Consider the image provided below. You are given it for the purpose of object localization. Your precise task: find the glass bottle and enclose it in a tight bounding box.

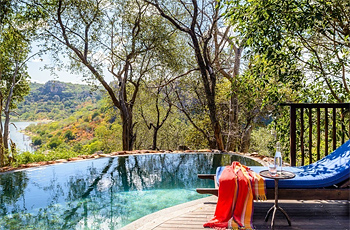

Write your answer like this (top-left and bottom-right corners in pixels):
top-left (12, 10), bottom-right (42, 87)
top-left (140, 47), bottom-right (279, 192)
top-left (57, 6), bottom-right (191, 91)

top-left (274, 142), bottom-right (282, 174)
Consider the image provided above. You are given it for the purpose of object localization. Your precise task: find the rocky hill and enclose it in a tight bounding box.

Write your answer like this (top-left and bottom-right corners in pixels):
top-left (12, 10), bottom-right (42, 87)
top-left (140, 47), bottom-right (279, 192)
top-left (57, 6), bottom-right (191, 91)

top-left (13, 80), bottom-right (103, 121)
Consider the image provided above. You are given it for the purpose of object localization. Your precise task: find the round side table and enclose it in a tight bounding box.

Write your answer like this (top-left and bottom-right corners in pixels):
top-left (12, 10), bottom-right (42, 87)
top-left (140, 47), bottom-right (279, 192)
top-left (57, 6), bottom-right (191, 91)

top-left (259, 170), bottom-right (295, 230)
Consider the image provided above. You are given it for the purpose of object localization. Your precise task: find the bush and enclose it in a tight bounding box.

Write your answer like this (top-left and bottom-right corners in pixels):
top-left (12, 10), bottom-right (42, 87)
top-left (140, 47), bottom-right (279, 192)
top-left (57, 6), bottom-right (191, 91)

top-left (48, 138), bottom-right (62, 149)
top-left (72, 143), bottom-right (83, 152)
top-left (13, 149), bottom-right (82, 166)
top-left (83, 140), bottom-right (103, 154)
top-left (249, 127), bottom-right (275, 156)
top-left (16, 152), bottom-right (34, 164)
top-left (32, 137), bottom-right (42, 146)
top-left (91, 111), bottom-right (99, 120)
top-left (64, 130), bottom-right (75, 141)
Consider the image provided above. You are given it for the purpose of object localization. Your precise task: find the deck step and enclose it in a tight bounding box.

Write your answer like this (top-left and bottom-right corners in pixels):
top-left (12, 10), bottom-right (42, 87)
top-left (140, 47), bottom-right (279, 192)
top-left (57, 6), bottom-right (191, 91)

top-left (197, 174), bottom-right (349, 200)
top-left (196, 187), bottom-right (349, 200)
top-left (198, 174), bottom-right (215, 180)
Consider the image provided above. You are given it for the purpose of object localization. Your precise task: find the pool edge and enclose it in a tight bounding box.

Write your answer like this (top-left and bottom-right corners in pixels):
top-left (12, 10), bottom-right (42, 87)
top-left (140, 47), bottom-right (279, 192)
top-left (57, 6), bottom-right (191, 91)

top-left (120, 195), bottom-right (217, 230)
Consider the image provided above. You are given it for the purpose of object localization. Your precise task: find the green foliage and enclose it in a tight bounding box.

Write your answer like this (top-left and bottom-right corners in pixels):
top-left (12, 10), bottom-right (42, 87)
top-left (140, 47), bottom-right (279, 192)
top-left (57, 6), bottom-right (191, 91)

top-left (13, 81), bottom-right (102, 121)
top-left (0, 0), bottom-right (39, 166)
top-left (249, 127), bottom-right (276, 156)
top-left (64, 130), bottom-right (75, 141)
top-left (4, 0), bottom-right (348, 169)
top-left (219, 0), bottom-right (350, 161)
top-left (47, 138), bottom-right (62, 149)
top-left (14, 149), bottom-right (81, 165)
top-left (32, 136), bottom-right (42, 146)
top-left (222, 0), bottom-right (350, 103)
top-left (24, 94), bottom-right (120, 155)
top-left (82, 139), bottom-right (103, 154)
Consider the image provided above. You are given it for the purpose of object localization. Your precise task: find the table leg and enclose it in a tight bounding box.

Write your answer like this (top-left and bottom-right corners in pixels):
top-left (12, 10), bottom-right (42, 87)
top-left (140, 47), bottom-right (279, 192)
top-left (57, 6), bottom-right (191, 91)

top-left (264, 178), bottom-right (292, 229)
top-left (271, 206), bottom-right (277, 229)
top-left (264, 206), bottom-right (274, 221)
top-left (279, 206), bottom-right (292, 226)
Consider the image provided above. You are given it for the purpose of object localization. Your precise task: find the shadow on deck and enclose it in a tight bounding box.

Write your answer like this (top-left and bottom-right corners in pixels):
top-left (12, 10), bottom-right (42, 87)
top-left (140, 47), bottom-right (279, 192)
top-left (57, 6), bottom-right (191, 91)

top-left (121, 196), bottom-right (349, 230)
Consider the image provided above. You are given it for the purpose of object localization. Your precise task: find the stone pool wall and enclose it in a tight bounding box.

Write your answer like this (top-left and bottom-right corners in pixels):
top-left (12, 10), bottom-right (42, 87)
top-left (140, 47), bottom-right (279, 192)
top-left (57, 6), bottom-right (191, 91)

top-left (0, 149), bottom-right (274, 173)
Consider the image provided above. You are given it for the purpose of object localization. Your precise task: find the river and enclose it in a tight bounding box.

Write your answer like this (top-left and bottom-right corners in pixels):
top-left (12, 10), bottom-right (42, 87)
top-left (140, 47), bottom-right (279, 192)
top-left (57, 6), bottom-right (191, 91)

top-left (7, 121), bottom-right (37, 153)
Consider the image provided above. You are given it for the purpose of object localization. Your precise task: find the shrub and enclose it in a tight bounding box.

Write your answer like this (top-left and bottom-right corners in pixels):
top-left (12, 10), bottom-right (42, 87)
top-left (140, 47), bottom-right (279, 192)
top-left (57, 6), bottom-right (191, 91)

top-left (64, 130), bottom-right (75, 141)
top-left (249, 127), bottom-right (275, 156)
top-left (83, 140), bottom-right (103, 154)
top-left (48, 138), bottom-right (62, 149)
top-left (72, 143), bottom-right (83, 152)
top-left (32, 137), bottom-right (42, 146)
top-left (16, 152), bottom-right (34, 164)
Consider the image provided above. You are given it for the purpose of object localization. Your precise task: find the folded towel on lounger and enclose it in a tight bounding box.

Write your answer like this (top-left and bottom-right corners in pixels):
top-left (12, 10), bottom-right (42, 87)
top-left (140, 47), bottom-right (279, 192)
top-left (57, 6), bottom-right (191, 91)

top-left (204, 161), bottom-right (266, 230)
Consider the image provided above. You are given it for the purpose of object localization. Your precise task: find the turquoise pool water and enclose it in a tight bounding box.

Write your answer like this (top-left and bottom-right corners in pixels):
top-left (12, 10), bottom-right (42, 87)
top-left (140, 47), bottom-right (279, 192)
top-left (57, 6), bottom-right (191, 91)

top-left (0, 153), bottom-right (261, 229)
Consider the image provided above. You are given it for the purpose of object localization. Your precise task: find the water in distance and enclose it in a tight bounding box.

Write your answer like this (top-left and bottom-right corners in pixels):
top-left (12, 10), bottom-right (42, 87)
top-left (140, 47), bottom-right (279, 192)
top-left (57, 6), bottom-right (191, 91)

top-left (6, 121), bottom-right (36, 153)
top-left (0, 152), bottom-right (260, 229)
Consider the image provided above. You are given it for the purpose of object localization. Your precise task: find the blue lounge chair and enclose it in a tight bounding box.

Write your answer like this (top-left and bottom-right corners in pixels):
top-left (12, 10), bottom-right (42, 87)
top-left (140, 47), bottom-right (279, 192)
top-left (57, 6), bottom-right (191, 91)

top-left (197, 140), bottom-right (350, 200)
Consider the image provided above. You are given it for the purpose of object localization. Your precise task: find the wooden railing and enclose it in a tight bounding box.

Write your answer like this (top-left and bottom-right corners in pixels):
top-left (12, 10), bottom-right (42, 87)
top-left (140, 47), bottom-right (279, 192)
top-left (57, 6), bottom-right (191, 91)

top-left (281, 103), bottom-right (350, 166)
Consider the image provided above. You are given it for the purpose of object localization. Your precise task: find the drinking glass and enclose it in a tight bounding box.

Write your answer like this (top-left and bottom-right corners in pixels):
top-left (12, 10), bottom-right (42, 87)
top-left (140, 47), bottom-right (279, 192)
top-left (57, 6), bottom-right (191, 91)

top-left (269, 164), bottom-right (277, 176)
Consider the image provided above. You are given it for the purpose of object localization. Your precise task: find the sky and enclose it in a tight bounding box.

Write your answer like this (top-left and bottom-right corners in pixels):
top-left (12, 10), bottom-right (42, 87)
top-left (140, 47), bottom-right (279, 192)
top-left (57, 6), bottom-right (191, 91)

top-left (27, 49), bottom-right (114, 85)
top-left (26, 43), bottom-right (110, 84)
top-left (27, 54), bottom-right (84, 84)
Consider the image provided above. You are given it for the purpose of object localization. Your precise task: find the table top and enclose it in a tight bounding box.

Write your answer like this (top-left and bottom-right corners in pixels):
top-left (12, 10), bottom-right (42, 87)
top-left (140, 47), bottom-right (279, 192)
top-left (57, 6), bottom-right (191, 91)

top-left (259, 170), bottom-right (296, 180)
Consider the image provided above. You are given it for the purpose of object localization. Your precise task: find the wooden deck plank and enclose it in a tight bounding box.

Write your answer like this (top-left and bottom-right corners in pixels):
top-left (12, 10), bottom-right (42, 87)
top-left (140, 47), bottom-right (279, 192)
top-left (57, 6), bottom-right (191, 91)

top-left (121, 196), bottom-right (350, 230)
top-left (154, 199), bottom-right (349, 230)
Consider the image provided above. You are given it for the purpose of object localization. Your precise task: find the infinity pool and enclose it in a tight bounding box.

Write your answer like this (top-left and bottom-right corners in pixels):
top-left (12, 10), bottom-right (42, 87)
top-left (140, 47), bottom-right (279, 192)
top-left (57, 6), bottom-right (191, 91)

top-left (0, 153), bottom-right (261, 229)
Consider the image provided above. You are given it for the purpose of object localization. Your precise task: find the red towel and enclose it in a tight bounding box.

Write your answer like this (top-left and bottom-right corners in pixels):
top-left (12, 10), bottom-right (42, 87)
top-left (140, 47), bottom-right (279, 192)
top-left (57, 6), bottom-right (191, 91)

top-left (204, 161), bottom-right (266, 229)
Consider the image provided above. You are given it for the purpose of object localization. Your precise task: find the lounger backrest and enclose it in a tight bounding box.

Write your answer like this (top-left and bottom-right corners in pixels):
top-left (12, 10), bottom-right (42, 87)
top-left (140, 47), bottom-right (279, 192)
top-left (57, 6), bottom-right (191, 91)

top-left (302, 139), bottom-right (350, 171)
top-left (296, 139), bottom-right (350, 186)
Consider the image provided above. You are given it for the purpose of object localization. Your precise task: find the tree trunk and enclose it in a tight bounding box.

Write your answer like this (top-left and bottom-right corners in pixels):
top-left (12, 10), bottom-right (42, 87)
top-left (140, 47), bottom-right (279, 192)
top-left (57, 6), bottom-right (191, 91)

top-left (240, 125), bottom-right (253, 153)
top-left (226, 94), bottom-right (239, 151)
top-left (0, 71), bottom-right (17, 166)
top-left (0, 136), bottom-right (4, 167)
top-left (147, 0), bottom-right (224, 151)
top-left (152, 128), bottom-right (158, 150)
top-left (206, 89), bottom-right (224, 150)
top-left (0, 98), bottom-right (3, 166)
top-left (3, 112), bottom-right (10, 151)
top-left (191, 34), bottom-right (224, 151)
top-left (213, 121), bottom-right (224, 150)
top-left (208, 139), bottom-right (216, 149)
top-left (121, 107), bottom-right (134, 151)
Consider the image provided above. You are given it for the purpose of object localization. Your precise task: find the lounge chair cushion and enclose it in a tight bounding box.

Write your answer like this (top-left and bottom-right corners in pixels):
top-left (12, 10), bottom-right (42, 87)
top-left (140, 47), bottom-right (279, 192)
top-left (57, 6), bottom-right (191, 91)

top-left (216, 140), bottom-right (350, 189)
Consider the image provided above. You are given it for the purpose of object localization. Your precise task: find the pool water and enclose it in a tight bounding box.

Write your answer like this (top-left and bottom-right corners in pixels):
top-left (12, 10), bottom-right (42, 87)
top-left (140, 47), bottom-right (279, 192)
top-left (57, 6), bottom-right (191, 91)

top-left (0, 153), bottom-right (261, 229)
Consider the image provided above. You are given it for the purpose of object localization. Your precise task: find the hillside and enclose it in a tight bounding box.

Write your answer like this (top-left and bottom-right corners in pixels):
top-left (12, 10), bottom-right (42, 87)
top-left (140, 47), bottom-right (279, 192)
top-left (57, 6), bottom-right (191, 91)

top-left (13, 81), bottom-right (103, 121)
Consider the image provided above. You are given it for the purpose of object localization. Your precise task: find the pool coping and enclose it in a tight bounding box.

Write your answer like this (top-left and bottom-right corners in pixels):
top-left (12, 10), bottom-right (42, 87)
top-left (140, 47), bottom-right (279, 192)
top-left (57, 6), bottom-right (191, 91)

top-left (0, 151), bottom-right (271, 173)
top-left (120, 195), bottom-right (217, 230)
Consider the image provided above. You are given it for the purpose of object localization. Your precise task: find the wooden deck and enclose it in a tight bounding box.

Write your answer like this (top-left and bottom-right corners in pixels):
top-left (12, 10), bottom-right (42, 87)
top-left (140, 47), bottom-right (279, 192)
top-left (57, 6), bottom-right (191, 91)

top-left (121, 196), bottom-right (350, 230)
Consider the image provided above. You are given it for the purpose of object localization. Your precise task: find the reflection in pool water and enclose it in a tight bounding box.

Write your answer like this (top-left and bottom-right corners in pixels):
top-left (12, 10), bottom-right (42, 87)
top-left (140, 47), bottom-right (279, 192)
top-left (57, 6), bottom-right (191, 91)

top-left (0, 153), bottom-right (261, 229)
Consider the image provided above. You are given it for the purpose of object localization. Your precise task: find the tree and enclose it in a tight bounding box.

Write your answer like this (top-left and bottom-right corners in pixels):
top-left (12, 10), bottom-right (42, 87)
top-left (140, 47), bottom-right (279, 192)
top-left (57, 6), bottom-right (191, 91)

top-left (145, 0), bottom-right (225, 150)
top-left (40, 0), bottom-right (180, 150)
top-left (222, 0), bottom-right (350, 103)
top-left (0, 0), bottom-right (34, 166)
top-left (140, 83), bottom-right (172, 150)
top-left (172, 74), bottom-right (216, 149)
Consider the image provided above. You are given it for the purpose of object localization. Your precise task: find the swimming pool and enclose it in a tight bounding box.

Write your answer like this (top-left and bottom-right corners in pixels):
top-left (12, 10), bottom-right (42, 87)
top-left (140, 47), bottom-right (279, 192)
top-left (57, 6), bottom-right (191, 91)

top-left (0, 153), bottom-right (261, 229)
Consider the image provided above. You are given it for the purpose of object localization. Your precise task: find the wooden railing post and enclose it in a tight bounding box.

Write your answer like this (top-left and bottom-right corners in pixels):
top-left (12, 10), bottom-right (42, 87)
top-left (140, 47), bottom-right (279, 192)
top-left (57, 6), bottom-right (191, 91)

top-left (325, 108), bottom-right (328, 156)
top-left (341, 107), bottom-right (345, 144)
top-left (333, 108), bottom-right (337, 151)
top-left (281, 103), bottom-right (349, 166)
top-left (308, 108), bottom-right (313, 164)
top-left (300, 108), bottom-right (304, 166)
top-left (290, 105), bottom-right (297, 166)
top-left (316, 108), bottom-right (321, 161)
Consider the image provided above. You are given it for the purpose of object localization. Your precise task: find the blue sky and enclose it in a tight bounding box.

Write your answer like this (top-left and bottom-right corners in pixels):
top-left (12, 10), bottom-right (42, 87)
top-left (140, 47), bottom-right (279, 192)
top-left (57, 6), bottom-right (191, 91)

top-left (27, 45), bottom-right (113, 84)
top-left (27, 56), bottom-right (83, 84)
top-left (27, 42), bottom-right (88, 84)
